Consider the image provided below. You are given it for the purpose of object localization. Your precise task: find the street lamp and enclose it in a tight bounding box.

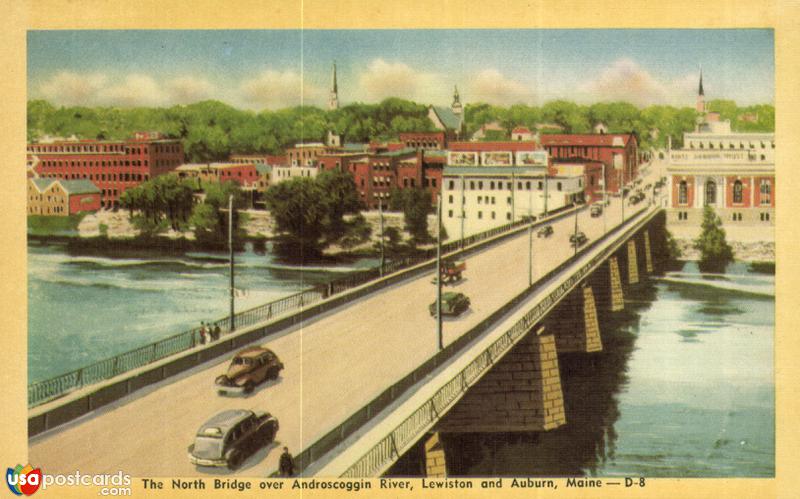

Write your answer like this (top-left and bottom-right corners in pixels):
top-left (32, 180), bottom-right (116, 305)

top-left (601, 163), bottom-right (607, 235)
top-left (436, 193), bottom-right (443, 351)
top-left (573, 197), bottom-right (579, 256)
top-left (228, 194), bottom-right (235, 332)
top-left (378, 200), bottom-right (385, 277)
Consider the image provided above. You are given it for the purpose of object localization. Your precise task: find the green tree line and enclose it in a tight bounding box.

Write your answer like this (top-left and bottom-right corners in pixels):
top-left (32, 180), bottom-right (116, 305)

top-left (28, 97), bottom-right (774, 162)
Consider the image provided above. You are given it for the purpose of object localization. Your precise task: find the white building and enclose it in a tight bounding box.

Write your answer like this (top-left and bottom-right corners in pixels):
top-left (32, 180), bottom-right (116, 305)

top-left (271, 164), bottom-right (319, 184)
top-left (441, 165), bottom-right (583, 239)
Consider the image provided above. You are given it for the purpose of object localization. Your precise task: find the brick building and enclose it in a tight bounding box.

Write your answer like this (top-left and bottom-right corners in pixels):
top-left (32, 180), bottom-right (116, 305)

top-left (28, 133), bottom-right (184, 208)
top-left (539, 133), bottom-right (639, 193)
top-left (27, 178), bottom-right (101, 216)
top-left (399, 132), bottom-right (447, 150)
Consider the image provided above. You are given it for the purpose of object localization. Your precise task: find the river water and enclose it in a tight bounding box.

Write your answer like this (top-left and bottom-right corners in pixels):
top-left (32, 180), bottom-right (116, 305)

top-left (389, 261), bottom-right (774, 478)
top-left (29, 244), bottom-right (774, 477)
top-left (27, 241), bottom-right (376, 383)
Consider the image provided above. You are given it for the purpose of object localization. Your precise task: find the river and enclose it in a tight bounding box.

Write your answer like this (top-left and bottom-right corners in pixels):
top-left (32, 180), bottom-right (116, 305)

top-left (389, 261), bottom-right (774, 478)
top-left (27, 241), bottom-right (377, 383)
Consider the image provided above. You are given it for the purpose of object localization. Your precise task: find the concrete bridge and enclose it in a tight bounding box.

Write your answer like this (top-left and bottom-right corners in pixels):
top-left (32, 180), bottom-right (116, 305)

top-left (29, 173), bottom-right (668, 478)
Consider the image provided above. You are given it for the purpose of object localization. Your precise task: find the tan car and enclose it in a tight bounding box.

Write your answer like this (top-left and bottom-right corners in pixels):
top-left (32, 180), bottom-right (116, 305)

top-left (215, 346), bottom-right (284, 395)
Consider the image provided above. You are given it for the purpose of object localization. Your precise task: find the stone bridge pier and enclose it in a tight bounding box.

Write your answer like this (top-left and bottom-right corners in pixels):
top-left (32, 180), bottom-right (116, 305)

top-left (419, 226), bottom-right (662, 477)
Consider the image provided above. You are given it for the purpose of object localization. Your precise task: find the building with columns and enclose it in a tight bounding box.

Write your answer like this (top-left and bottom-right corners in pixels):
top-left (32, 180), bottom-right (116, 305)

top-left (667, 72), bottom-right (774, 227)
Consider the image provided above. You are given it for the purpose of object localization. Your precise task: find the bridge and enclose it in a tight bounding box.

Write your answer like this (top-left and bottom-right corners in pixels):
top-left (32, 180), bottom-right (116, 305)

top-left (29, 168), bottom-right (667, 478)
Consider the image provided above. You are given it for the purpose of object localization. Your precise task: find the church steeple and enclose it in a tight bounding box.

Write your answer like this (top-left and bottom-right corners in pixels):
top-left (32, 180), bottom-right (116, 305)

top-left (696, 66), bottom-right (705, 114)
top-left (329, 62), bottom-right (339, 111)
top-left (451, 85), bottom-right (462, 116)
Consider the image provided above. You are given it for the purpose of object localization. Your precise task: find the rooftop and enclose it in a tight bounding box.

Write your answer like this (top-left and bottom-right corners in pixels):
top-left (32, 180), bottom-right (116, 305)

top-left (539, 133), bottom-right (633, 147)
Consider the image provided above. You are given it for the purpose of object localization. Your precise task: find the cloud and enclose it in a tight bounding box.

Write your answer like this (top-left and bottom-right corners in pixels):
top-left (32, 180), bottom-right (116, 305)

top-left (239, 69), bottom-right (323, 109)
top-left (97, 74), bottom-right (167, 107)
top-left (578, 58), bottom-right (696, 107)
top-left (38, 71), bottom-right (108, 106)
top-left (468, 69), bottom-right (535, 105)
top-left (166, 76), bottom-right (216, 104)
top-left (357, 59), bottom-right (447, 103)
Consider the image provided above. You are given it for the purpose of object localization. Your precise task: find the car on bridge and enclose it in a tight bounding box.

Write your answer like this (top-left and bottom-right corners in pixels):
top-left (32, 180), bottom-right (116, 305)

top-left (188, 409), bottom-right (279, 470)
top-left (590, 204), bottom-right (603, 217)
top-left (570, 231), bottom-right (588, 248)
top-left (537, 225), bottom-right (554, 238)
top-left (429, 292), bottom-right (470, 317)
top-left (215, 346), bottom-right (284, 395)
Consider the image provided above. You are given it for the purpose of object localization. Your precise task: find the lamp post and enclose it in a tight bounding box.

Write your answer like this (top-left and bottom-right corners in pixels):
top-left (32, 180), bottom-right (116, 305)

top-left (378, 200), bottom-right (385, 277)
top-left (573, 197), bottom-right (579, 256)
top-left (436, 193), bottom-right (443, 351)
top-left (620, 169), bottom-right (625, 225)
top-left (528, 176), bottom-right (533, 287)
top-left (228, 194), bottom-right (235, 332)
top-left (600, 163), bottom-right (606, 235)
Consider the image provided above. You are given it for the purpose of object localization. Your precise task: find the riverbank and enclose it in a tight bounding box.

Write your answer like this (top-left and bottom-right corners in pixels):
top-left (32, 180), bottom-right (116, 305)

top-left (669, 224), bottom-right (774, 263)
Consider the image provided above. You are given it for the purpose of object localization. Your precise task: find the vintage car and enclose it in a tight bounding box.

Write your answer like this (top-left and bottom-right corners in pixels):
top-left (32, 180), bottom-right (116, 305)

top-left (429, 292), bottom-right (470, 317)
top-left (188, 409), bottom-right (279, 469)
top-left (439, 260), bottom-right (466, 284)
top-left (590, 204), bottom-right (603, 217)
top-left (215, 346), bottom-right (284, 395)
top-left (570, 231), bottom-right (588, 247)
top-left (537, 225), bottom-right (554, 238)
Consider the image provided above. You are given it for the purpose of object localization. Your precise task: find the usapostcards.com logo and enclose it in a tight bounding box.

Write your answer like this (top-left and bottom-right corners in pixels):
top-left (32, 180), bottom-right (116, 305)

top-left (6, 465), bottom-right (41, 496)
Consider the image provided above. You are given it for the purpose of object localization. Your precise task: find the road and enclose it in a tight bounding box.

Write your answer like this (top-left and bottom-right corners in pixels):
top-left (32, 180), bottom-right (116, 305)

top-left (30, 165), bottom-right (659, 477)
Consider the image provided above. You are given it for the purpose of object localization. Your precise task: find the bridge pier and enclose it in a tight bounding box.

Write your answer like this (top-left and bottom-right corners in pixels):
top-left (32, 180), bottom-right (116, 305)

top-left (644, 230), bottom-right (654, 274)
top-left (424, 432), bottom-right (447, 477)
top-left (608, 256), bottom-right (624, 312)
top-left (549, 285), bottom-right (602, 353)
top-left (437, 332), bottom-right (566, 433)
top-left (626, 240), bottom-right (639, 284)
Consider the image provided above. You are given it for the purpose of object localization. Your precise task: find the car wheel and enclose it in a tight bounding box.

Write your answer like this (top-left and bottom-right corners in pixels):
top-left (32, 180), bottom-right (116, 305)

top-left (227, 452), bottom-right (242, 470)
top-left (269, 367), bottom-right (279, 380)
top-left (244, 381), bottom-right (255, 394)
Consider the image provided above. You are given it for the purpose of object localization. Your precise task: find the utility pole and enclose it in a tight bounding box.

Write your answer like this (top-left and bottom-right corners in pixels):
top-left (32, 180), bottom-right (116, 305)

top-left (602, 162), bottom-right (607, 235)
top-left (620, 169), bottom-right (625, 224)
top-left (528, 176), bottom-right (533, 287)
top-left (436, 193), bottom-right (443, 351)
top-left (543, 170), bottom-right (549, 217)
top-left (228, 194), bottom-right (235, 332)
top-left (573, 199), bottom-right (579, 256)
top-left (378, 200), bottom-right (385, 277)
top-left (460, 175), bottom-right (465, 248)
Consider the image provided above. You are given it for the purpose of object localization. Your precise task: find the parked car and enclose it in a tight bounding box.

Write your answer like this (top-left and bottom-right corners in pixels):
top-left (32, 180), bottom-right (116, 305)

top-left (570, 231), bottom-right (588, 247)
top-left (590, 204), bottom-right (603, 217)
top-left (188, 409), bottom-right (279, 469)
top-left (429, 292), bottom-right (470, 317)
top-left (537, 225), bottom-right (554, 238)
top-left (215, 346), bottom-right (284, 395)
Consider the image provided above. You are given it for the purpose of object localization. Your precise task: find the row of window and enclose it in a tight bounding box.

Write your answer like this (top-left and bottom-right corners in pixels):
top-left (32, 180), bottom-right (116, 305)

top-left (42, 173), bottom-right (148, 183)
top-left (675, 210), bottom-right (771, 222)
top-left (42, 159), bottom-right (148, 168)
top-left (447, 209), bottom-right (512, 221)
top-left (677, 179), bottom-right (772, 205)
top-left (688, 141), bottom-right (773, 150)
top-left (446, 179), bottom-right (564, 192)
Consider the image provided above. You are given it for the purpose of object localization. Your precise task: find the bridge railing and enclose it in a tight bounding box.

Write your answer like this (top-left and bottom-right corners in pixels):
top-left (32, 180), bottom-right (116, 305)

top-left (27, 205), bottom-right (575, 409)
top-left (293, 205), bottom-right (654, 477)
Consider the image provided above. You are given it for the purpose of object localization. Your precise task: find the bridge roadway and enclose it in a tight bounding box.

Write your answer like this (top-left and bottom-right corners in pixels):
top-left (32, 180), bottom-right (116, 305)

top-left (29, 183), bottom-right (653, 477)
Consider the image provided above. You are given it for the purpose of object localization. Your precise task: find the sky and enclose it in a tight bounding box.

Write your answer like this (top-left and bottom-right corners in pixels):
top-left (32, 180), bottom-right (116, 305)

top-left (27, 29), bottom-right (774, 110)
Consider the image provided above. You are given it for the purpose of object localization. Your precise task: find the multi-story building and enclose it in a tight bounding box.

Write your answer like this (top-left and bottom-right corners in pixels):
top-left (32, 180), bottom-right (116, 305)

top-left (440, 147), bottom-right (584, 238)
top-left (175, 162), bottom-right (260, 188)
top-left (667, 73), bottom-right (774, 227)
top-left (286, 143), bottom-right (338, 167)
top-left (399, 132), bottom-right (447, 150)
top-left (539, 133), bottom-right (639, 193)
top-left (28, 133), bottom-right (184, 208)
top-left (27, 178), bottom-right (101, 216)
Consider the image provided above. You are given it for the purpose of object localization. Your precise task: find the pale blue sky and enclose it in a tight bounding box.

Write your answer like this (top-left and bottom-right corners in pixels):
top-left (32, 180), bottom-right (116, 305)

top-left (28, 29), bottom-right (774, 110)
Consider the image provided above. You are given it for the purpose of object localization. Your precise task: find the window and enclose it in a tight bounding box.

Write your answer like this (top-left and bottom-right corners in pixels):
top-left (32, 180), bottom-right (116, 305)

top-left (506, 212), bottom-right (511, 220)
top-left (705, 180), bottom-right (716, 206)
top-left (678, 180), bottom-right (688, 205)
top-left (448, 195), bottom-right (453, 203)
top-left (557, 182), bottom-right (562, 191)
top-left (479, 181), bottom-right (483, 189)
top-left (478, 211), bottom-right (483, 219)
top-left (470, 181), bottom-right (475, 190)
top-left (761, 212), bottom-right (770, 221)
top-left (432, 179), bottom-right (437, 188)
top-left (491, 212), bottom-right (496, 219)
top-left (760, 179), bottom-right (771, 205)
top-left (448, 210), bottom-right (453, 218)
top-left (538, 181), bottom-right (543, 190)
top-left (449, 180), bottom-right (455, 190)
top-left (507, 197), bottom-right (512, 205)
top-left (733, 180), bottom-right (743, 204)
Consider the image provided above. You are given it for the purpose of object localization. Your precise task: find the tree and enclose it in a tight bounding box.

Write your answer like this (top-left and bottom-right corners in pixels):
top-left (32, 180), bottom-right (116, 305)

top-left (190, 181), bottom-right (246, 248)
top-left (693, 206), bottom-right (734, 271)
top-left (119, 175), bottom-right (196, 233)
top-left (398, 188), bottom-right (433, 244)
top-left (264, 171), bottom-right (362, 260)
